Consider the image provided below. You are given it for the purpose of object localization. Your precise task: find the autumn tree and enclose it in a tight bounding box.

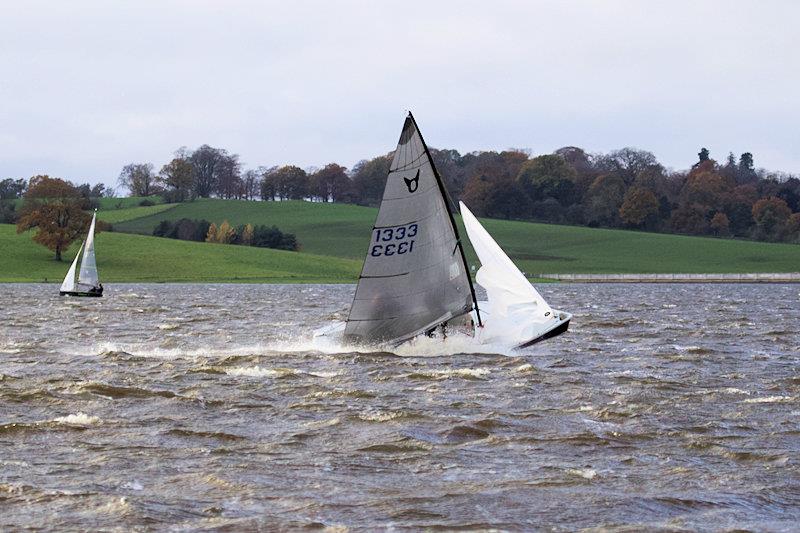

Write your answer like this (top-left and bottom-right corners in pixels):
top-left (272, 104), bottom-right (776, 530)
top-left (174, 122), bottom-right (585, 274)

top-left (16, 176), bottom-right (93, 261)
top-left (619, 187), bottom-right (659, 228)
top-left (206, 223), bottom-right (218, 242)
top-left (786, 213), bottom-right (800, 243)
top-left (159, 149), bottom-right (194, 202)
top-left (670, 203), bottom-right (711, 235)
top-left (460, 175), bottom-right (493, 216)
top-left (213, 220), bottom-right (236, 243)
top-left (584, 174), bottom-right (626, 226)
top-left (751, 196), bottom-right (791, 240)
top-left (351, 155), bottom-right (391, 206)
top-left (311, 164), bottom-right (350, 202)
top-left (516, 154), bottom-right (577, 205)
top-left (118, 163), bottom-right (160, 197)
top-left (710, 212), bottom-right (731, 236)
top-left (240, 223), bottom-right (254, 245)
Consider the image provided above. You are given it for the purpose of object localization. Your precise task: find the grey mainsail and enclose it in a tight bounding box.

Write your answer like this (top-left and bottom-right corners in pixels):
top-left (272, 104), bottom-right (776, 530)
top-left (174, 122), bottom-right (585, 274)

top-left (344, 113), bottom-right (479, 344)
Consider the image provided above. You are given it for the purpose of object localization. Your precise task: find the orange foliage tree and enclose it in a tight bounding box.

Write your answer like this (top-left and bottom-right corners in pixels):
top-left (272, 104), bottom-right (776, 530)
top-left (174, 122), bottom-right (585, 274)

top-left (752, 196), bottom-right (791, 240)
top-left (619, 187), bottom-right (659, 228)
top-left (16, 176), bottom-right (93, 261)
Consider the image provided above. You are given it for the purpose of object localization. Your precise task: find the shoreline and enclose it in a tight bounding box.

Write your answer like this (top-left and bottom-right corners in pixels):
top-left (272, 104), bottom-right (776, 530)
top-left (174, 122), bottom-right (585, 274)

top-left (2, 273), bottom-right (800, 284)
top-left (534, 273), bottom-right (800, 283)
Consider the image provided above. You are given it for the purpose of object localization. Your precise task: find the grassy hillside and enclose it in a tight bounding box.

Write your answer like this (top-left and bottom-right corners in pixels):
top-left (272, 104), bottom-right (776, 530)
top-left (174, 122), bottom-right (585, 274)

top-left (0, 224), bottom-right (360, 283)
top-left (113, 198), bottom-right (800, 274)
top-left (97, 196), bottom-right (165, 209)
top-left (97, 203), bottom-right (177, 224)
top-left (115, 199), bottom-right (376, 259)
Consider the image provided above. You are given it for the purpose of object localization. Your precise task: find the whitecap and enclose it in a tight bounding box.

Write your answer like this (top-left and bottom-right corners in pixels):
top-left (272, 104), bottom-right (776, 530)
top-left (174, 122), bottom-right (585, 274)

top-left (53, 413), bottom-right (102, 426)
top-left (743, 396), bottom-right (794, 404)
top-left (567, 468), bottom-right (597, 480)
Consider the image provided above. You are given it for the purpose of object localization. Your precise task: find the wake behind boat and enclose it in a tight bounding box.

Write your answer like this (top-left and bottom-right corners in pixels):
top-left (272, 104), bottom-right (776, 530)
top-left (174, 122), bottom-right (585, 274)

top-left (316, 113), bottom-right (570, 349)
top-left (60, 210), bottom-right (103, 297)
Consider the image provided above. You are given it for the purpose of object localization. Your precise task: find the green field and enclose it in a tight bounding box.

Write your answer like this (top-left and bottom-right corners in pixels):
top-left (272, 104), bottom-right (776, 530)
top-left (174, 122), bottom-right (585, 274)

top-left (113, 198), bottom-right (800, 274)
top-left (0, 224), bottom-right (360, 283)
top-left (97, 203), bottom-right (177, 224)
top-left (115, 199), bottom-right (377, 259)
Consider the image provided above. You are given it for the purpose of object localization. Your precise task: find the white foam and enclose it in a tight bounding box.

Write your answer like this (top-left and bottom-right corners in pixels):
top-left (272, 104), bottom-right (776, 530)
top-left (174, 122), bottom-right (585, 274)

top-left (567, 468), bottom-right (597, 480)
top-left (743, 395), bottom-right (794, 404)
top-left (358, 411), bottom-right (403, 422)
top-left (53, 413), bottom-right (101, 426)
top-left (75, 326), bottom-right (516, 361)
top-left (415, 367), bottom-right (491, 379)
top-left (225, 366), bottom-right (285, 378)
top-left (225, 366), bottom-right (341, 378)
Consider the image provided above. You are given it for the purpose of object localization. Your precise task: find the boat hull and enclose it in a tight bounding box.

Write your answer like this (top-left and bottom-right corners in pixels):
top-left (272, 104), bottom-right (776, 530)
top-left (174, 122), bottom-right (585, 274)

top-left (515, 314), bottom-right (571, 349)
top-left (60, 290), bottom-right (103, 298)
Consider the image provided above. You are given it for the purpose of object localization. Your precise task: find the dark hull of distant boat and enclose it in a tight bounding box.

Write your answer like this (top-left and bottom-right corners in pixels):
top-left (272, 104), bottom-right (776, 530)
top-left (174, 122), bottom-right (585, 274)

top-left (516, 316), bottom-right (571, 349)
top-left (60, 290), bottom-right (103, 298)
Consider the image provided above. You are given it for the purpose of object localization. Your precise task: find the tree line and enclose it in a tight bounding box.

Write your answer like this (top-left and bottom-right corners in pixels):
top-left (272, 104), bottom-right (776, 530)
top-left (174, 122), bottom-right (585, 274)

top-left (110, 143), bottom-right (800, 244)
top-left (5, 143), bottom-right (800, 245)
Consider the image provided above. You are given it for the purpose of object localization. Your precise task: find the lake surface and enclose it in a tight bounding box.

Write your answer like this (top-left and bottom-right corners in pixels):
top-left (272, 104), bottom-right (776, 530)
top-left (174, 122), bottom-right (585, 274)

top-left (1, 283), bottom-right (799, 531)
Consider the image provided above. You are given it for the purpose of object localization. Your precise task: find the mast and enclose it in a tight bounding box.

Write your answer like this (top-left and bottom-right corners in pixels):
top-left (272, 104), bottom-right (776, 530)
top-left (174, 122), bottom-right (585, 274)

top-left (406, 111), bottom-right (482, 327)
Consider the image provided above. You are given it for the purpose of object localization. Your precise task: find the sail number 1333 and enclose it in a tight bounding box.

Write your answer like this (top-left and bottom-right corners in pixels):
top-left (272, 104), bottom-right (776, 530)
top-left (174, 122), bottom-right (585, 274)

top-left (371, 223), bottom-right (417, 257)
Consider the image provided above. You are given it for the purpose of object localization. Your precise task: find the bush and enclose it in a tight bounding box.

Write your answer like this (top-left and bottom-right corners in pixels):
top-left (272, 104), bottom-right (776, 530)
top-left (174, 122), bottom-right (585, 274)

top-left (251, 225), bottom-right (299, 251)
top-left (139, 198), bottom-right (155, 206)
top-left (153, 218), bottom-right (297, 251)
top-left (0, 200), bottom-right (17, 224)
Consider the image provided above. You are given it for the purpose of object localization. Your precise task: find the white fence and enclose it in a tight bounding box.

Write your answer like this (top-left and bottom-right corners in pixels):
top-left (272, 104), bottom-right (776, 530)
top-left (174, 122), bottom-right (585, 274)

top-left (533, 273), bottom-right (800, 283)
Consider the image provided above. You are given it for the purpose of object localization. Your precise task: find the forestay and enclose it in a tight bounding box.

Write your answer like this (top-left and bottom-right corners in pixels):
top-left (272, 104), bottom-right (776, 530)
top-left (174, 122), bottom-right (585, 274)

top-left (78, 211), bottom-right (99, 288)
top-left (344, 113), bottom-right (476, 344)
top-left (60, 241), bottom-right (83, 293)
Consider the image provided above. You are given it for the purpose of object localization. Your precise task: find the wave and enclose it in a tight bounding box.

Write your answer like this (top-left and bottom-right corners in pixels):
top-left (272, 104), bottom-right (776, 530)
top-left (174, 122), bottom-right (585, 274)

top-left (0, 412), bottom-right (102, 434)
top-left (53, 412), bottom-right (102, 426)
top-left (224, 366), bottom-right (342, 378)
top-left (68, 327), bottom-right (518, 361)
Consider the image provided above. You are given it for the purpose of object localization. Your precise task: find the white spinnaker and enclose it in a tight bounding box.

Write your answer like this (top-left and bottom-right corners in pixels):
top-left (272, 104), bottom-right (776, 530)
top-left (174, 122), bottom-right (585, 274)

top-left (460, 201), bottom-right (555, 344)
top-left (60, 241), bottom-right (83, 293)
top-left (78, 211), bottom-right (99, 287)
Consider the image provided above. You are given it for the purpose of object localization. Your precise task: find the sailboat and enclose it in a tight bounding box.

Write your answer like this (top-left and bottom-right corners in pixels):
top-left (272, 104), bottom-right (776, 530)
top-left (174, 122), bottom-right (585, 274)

top-left (317, 112), bottom-right (570, 349)
top-left (60, 210), bottom-right (103, 297)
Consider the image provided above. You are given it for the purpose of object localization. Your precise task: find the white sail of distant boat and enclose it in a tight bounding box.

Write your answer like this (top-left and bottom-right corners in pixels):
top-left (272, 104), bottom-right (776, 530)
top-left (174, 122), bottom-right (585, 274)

top-left (460, 201), bottom-right (569, 347)
top-left (59, 241), bottom-right (84, 293)
top-left (77, 210), bottom-right (99, 290)
top-left (59, 210), bottom-right (103, 297)
top-left (315, 112), bottom-right (569, 349)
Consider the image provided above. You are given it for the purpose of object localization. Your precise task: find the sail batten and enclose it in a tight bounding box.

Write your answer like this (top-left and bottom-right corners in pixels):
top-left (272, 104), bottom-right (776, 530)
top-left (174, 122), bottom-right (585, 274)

top-left (344, 113), bottom-right (476, 344)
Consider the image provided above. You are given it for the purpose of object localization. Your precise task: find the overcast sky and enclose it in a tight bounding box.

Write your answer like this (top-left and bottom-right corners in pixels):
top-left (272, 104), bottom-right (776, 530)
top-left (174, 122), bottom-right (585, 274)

top-left (1, 0), bottom-right (799, 185)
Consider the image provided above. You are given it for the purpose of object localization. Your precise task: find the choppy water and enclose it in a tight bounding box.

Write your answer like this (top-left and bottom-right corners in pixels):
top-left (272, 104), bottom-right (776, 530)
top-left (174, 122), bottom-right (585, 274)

top-left (1, 283), bottom-right (799, 531)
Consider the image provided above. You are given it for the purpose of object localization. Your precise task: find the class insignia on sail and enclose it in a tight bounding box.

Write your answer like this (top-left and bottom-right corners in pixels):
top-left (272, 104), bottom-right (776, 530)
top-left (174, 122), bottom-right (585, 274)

top-left (59, 210), bottom-right (104, 298)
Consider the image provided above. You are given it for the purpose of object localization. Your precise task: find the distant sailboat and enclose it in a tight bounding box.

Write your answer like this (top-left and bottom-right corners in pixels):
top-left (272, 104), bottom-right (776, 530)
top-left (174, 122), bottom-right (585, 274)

top-left (60, 210), bottom-right (103, 297)
top-left (316, 112), bottom-right (570, 349)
